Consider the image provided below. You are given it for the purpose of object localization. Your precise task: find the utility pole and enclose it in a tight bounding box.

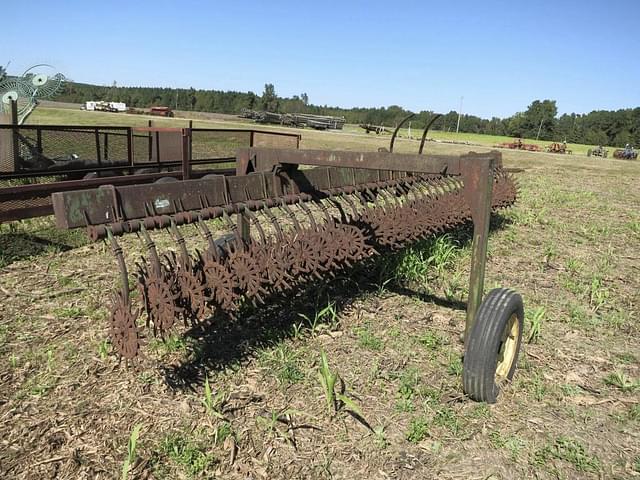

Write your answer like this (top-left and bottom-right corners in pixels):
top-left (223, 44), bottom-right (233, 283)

top-left (456, 96), bottom-right (464, 134)
top-left (536, 117), bottom-right (544, 140)
top-left (408, 121), bottom-right (412, 139)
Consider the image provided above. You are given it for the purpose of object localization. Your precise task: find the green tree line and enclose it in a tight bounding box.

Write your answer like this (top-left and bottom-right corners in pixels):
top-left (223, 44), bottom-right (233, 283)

top-left (56, 82), bottom-right (640, 147)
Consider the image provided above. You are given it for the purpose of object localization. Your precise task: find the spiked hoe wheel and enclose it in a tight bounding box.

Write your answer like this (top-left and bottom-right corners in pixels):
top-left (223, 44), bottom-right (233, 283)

top-left (462, 288), bottom-right (525, 403)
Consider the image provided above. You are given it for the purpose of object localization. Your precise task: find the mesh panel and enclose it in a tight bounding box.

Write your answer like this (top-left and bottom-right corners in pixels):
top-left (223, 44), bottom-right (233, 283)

top-left (191, 130), bottom-right (251, 160)
top-left (2, 127), bottom-right (130, 173)
top-left (253, 132), bottom-right (298, 149)
top-left (132, 133), bottom-right (152, 164)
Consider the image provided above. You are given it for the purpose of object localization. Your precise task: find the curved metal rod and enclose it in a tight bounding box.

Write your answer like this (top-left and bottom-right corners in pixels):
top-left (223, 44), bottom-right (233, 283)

top-left (196, 215), bottom-right (221, 260)
top-left (107, 228), bottom-right (130, 304)
top-left (169, 220), bottom-right (190, 265)
top-left (418, 113), bottom-right (443, 155)
top-left (139, 224), bottom-right (163, 275)
top-left (389, 113), bottom-right (415, 153)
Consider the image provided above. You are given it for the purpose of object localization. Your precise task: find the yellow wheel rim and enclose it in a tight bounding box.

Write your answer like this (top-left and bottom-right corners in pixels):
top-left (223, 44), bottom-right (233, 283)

top-left (496, 313), bottom-right (519, 381)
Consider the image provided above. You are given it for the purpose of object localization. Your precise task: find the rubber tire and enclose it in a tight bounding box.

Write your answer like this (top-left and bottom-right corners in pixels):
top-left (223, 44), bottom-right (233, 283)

top-left (154, 176), bottom-right (178, 184)
top-left (463, 288), bottom-right (524, 403)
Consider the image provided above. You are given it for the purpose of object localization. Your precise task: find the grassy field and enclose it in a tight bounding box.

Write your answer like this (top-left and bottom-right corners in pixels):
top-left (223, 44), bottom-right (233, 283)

top-left (0, 107), bottom-right (638, 479)
top-left (27, 106), bottom-right (605, 156)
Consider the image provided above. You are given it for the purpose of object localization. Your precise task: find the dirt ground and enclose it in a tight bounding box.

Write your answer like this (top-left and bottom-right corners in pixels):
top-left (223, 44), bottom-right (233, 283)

top-left (0, 134), bottom-right (638, 479)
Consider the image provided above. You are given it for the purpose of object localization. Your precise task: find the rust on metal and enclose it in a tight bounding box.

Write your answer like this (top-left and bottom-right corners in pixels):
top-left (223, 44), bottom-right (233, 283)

top-left (51, 147), bottom-right (518, 359)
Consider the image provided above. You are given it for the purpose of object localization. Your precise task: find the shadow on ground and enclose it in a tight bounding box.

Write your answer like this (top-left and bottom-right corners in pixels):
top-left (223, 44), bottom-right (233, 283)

top-left (0, 232), bottom-right (78, 268)
top-left (160, 214), bottom-right (513, 391)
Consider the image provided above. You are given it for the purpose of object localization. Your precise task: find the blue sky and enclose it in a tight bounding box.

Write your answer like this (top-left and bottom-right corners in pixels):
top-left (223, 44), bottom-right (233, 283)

top-left (3, 0), bottom-right (639, 118)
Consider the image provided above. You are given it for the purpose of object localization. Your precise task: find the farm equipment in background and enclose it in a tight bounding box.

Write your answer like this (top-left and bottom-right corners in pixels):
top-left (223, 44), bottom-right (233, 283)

top-left (360, 124), bottom-right (388, 134)
top-left (0, 124), bottom-right (300, 222)
top-left (0, 64), bottom-right (65, 125)
top-left (85, 101), bottom-right (125, 113)
top-left (495, 138), bottom-right (542, 152)
top-left (150, 106), bottom-right (174, 117)
top-left (613, 145), bottom-right (638, 160)
top-left (51, 142), bottom-right (524, 404)
top-left (240, 109), bottom-right (346, 130)
top-left (546, 142), bottom-right (572, 154)
top-left (587, 145), bottom-right (608, 158)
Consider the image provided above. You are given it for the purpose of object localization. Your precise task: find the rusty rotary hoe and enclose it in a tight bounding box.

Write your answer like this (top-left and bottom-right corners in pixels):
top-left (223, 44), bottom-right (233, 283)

top-left (52, 145), bottom-right (523, 403)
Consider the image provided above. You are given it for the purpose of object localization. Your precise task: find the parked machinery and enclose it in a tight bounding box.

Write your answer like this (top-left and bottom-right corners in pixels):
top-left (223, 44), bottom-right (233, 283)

top-left (613, 145), bottom-right (638, 160)
top-left (495, 138), bottom-right (542, 152)
top-left (587, 145), bottom-right (608, 158)
top-left (51, 140), bottom-right (523, 403)
top-left (546, 142), bottom-right (572, 154)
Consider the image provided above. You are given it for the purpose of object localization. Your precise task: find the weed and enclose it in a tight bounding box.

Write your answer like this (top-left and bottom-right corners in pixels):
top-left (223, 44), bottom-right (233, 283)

top-left (527, 306), bottom-right (546, 344)
top-left (98, 339), bottom-right (109, 360)
top-left (447, 352), bottom-right (463, 377)
top-left (214, 422), bottom-right (233, 445)
top-left (489, 431), bottom-right (525, 459)
top-left (0, 325), bottom-right (7, 351)
top-left (443, 272), bottom-right (466, 301)
top-left (397, 367), bottom-right (420, 400)
top-left (137, 372), bottom-right (155, 385)
top-left (317, 351), bottom-right (336, 412)
top-left (588, 275), bottom-right (609, 313)
top-left (161, 433), bottom-right (215, 476)
top-left (373, 425), bottom-right (389, 449)
top-left (54, 306), bottom-right (84, 319)
top-left (298, 300), bottom-right (339, 335)
top-left (518, 372), bottom-right (547, 401)
top-left (121, 424), bottom-right (142, 480)
top-left (534, 436), bottom-right (600, 473)
top-left (149, 335), bottom-right (186, 356)
top-left (561, 272), bottom-right (583, 296)
top-left (256, 408), bottom-right (302, 443)
top-left (626, 219), bottom-right (640, 235)
top-left (259, 343), bottom-right (304, 385)
top-left (395, 397), bottom-right (415, 413)
top-left (418, 330), bottom-right (445, 350)
top-left (317, 351), bottom-right (362, 416)
top-left (604, 371), bottom-right (638, 392)
top-left (629, 404), bottom-right (640, 421)
top-left (394, 234), bottom-right (460, 286)
top-left (406, 417), bottom-right (429, 443)
top-left (560, 384), bottom-right (582, 396)
top-left (564, 257), bottom-right (581, 274)
top-left (433, 406), bottom-right (461, 435)
top-left (202, 375), bottom-right (226, 419)
top-left (542, 243), bottom-right (556, 265)
top-left (46, 349), bottom-right (55, 373)
top-left (470, 403), bottom-right (491, 420)
top-left (356, 324), bottom-right (383, 351)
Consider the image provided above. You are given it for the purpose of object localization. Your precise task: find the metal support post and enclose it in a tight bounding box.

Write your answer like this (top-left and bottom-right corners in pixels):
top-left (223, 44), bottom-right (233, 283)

top-left (460, 152), bottom-right (497, 342)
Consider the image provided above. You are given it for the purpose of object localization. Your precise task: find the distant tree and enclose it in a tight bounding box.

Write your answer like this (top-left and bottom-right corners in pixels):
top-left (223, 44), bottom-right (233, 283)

top-left (522, 100), bottom-right (558, 139)
top-left (261, 83), bottom-right (278, 112)
top-left (247, 91), bottom-right (257, 110)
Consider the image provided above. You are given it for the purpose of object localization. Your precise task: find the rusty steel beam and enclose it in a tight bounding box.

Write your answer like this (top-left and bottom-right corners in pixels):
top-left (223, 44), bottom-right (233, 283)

top-left (238, 147), bottom-right (500, 176)
top-left (0, 168), bottom-right (235, 223)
